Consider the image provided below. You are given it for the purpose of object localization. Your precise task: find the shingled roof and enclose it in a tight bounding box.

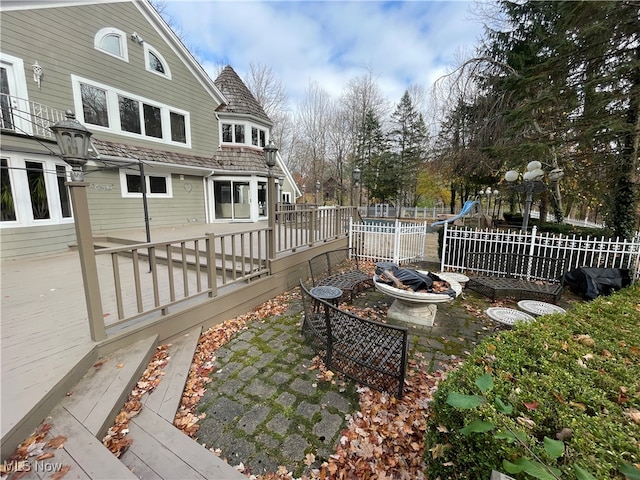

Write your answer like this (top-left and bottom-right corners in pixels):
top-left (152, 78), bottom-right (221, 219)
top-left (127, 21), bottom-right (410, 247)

top-left (90, 139), bottom-right (282, 177)
top-left (214, 66), bottom-right (271, 124)
top-left (213, 146), bottom-right (283, 176)
top-left (91, 138), bottom-right (222, 170)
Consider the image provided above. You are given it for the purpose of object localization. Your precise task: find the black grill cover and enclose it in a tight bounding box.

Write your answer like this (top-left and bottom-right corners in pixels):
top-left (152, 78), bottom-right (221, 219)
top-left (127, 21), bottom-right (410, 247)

top-left (563, 267), bottom-right (631, 300)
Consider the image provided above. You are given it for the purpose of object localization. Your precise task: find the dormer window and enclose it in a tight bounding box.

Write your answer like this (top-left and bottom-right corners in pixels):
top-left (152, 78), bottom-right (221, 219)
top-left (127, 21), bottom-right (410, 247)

top-left (94, 27), bottom-right (129, 62)
top-left (144, 45), bottom-right (171, 79)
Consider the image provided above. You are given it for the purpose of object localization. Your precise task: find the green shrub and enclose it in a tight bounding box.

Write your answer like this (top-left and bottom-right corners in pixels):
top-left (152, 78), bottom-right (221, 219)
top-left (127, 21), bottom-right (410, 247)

top-left (424, 283), bottom-right (640, 479)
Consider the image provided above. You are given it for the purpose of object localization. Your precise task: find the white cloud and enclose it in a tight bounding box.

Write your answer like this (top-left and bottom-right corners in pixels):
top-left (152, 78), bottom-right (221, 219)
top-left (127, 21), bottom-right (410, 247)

top-left (163, 0), bottom-right (486, 107)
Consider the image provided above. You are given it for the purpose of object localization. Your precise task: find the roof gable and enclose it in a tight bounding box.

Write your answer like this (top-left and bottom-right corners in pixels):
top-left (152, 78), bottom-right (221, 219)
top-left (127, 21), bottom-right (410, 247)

top-left (214, 66), bottom-right (271, 124)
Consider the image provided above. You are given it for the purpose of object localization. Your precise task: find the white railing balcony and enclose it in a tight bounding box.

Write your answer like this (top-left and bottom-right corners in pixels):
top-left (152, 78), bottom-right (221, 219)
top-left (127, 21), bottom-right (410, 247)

top-left (0, 93), bottom-right (66, 140)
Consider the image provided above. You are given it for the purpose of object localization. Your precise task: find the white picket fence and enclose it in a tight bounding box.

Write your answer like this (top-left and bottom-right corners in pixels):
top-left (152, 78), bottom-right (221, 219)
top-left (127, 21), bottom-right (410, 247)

top-left (349, 219), bottom-right (428, 264)
top-left (440, 223), bottom-right (640, 282)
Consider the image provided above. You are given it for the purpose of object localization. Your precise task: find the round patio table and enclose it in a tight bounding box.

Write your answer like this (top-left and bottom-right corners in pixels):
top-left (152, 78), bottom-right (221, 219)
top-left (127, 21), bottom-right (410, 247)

top-left (485, 307), bottom-right (535, 328)
top-left (517, 300), bottom-right (566, 316)
top-left (310, 285), bottom-right (343, 306)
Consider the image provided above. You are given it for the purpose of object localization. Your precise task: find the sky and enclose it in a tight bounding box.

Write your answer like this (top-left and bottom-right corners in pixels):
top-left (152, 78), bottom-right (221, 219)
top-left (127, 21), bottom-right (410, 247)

top-left (161, 0), bottom-right (487, 108)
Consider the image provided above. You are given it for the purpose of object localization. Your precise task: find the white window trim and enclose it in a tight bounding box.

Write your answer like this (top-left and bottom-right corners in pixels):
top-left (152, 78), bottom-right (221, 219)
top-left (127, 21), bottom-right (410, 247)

top-left (119, 169), bottom-right (173, 199)
top-left (71, 75), bottom-right (191, 148)
top-left (0, 52), bottom-right (32, 136)
top-left (144, 44), bottom-right (171, 79)
top-left (0, 155), bottom-right (74, 228)
top-left (220, 121), bottom-right (268, 148)
top-left (94, 27), bottom-right (129, 62)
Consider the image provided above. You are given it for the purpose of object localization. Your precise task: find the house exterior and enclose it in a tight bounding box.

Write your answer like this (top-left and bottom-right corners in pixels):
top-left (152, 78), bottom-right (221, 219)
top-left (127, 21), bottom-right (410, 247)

top-left (0, 0), bottom-right (298, 260)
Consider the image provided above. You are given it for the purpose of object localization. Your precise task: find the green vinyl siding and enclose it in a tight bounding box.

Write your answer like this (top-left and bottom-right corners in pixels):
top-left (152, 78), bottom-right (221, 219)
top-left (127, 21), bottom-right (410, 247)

top-left (0, 2), bottom-right (220, 157)
top-left (0, 223), bottom-right (76, 260)
top-left (85, 169), bottom-right (206, 233)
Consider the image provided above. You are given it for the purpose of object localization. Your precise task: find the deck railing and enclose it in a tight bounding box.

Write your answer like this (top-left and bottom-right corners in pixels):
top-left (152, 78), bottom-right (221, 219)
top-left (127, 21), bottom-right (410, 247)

top-left (275, 206), bottom-right (354, 253)
top-left (96, 229), bottom-right (270, 326)
top-left (0, 93), bottom-right (66, 139)
top-left (93, 207), bottom-right (357, 331)
top-left (441, 224), bottom-right (640, 282)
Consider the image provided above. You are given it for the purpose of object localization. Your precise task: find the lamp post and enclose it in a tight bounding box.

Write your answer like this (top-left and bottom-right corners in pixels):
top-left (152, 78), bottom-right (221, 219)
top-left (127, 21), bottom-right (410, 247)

top-left (50, 111), bottom-right (106, 341)
top-left (505, 161), bottom-right (564, 233)
top-left (478, 186), bottom-right (499, 216)
top-left (264, 140), bottom-right (278, 259)
top-left (352, 167), bottom-right (361, 211)
top-left (315, 180), bottom-right (321, 205)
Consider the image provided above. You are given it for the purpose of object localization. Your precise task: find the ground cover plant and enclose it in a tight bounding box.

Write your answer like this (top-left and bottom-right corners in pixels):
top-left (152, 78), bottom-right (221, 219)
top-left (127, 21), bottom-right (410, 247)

top-left (424, 283), bottom-right (640, 479)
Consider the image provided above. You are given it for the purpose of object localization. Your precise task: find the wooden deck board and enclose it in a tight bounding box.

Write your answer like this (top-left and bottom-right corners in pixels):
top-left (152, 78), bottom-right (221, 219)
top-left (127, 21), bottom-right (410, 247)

top-left (123, 412), bottom-right (205, 480)
top-left (60, 336), bottom-right (158, 438)
top-left (128, 409), bottom-right (245, 479)
top-left (0, 221), bottom-right (269, 461)
top-left (144, 327), bottom-right (201, 422)
top-left (49, 406), bottom-right (137, 479)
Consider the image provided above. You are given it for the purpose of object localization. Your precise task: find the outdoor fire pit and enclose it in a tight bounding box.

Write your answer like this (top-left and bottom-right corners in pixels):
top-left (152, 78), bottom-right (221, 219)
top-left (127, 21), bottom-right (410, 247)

top-left (373, 269), bottom-right (462, 327)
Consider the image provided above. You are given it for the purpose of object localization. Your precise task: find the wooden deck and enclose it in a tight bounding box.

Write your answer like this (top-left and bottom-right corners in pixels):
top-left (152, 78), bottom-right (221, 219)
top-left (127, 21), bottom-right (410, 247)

top-left (0, 222), bottom-right (269, 463)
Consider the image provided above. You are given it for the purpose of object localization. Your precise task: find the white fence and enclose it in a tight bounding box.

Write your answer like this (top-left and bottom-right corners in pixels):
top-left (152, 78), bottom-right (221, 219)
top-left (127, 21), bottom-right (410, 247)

top-left (349, 219), bottom-right (428, 264)
top-left (441, 224), bottom-right (640, 281)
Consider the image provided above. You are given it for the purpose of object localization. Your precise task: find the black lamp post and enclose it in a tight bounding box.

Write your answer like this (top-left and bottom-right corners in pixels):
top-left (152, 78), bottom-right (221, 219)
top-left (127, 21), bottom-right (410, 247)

top-left (264, 140), bottom-right (278, 258)
top-left (50, 111), bottom-right (105, 341)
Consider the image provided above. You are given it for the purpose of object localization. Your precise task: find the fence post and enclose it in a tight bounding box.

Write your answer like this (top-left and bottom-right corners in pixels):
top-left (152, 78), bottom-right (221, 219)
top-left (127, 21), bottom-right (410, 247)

top-left (440, 222), bottom-right (448, 272)
top-left (525, 226), bottom-right (538, 280)
top-left (393, 219), bottom-right (401, 264)
top-left (421, 221), bottom-right (427, 260)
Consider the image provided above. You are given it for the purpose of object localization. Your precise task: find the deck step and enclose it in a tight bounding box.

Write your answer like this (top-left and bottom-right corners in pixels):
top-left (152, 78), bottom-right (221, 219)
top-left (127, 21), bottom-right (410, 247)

top-left (143, 327), bottom-right (202, 422)
top-left (121, 409), bottom-right (245, 480)
top-left (11, 405), bottom-right (138, 479)
top-left (59, 336), bottom-right (159, 438)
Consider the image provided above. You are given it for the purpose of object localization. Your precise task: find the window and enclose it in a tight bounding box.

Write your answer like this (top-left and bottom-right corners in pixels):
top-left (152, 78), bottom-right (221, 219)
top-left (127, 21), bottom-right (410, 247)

top-left (222, 124), bottom-right (232, 143)
top-left (144, 104), bottom-right (162, 138)
top-left (221, 122), bottom-right (256, 145)
top-left (1, 159), bottom-right (16, 222)
top-left (94, 28), bottom-right (129, 62)
top-left (119, 95), bottom-right (140, 133)
top-left (56, 166), bottom-right (71, 218)
top-left (223, 122), bottom-right (267, 147)
top-left (0, 157), bottom-right (72, 226)
top-left (170, 112), bottom-right (186, 143)
top-left (26, 161), bottom-right (50, 220)
top-left (251, 127), bottom-right (267, 147)
top-left (234, 125), bottom-right (245, 144)
top-left (73, 76), bottom-right (190, 147)
top-left (144, 45), bottom-right (171, 79)
top-left (82, 84), bottom-right (109, 127)
top-left (120, 171), bottom-right (172, 198)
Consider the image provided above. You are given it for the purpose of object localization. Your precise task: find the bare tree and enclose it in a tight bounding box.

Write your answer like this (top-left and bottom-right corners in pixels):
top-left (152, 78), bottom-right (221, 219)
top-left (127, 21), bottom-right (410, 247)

top-left (293, 81), bottom-right (332, 201)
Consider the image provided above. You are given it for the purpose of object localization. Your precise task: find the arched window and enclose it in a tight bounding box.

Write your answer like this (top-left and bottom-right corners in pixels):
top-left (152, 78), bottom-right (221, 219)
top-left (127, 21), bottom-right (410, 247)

top-left (144, 45), bottom-right (171, 79)
top-left (94, 27), bottom-right (129, 62)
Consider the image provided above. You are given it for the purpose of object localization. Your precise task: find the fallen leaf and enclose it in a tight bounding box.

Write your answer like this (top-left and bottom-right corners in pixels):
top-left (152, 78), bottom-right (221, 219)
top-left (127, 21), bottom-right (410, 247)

top-left (46, 435), bottom-right (67, 449)
top-left (116, 363), bottom-right (124, 368)
top-left (524, 401), bottom-right (539, 411)
top-left (35, 452), bottom-right (55, 460)
top-left (304, 453), bottom-right (316, 466)
top-left (50, 465), bottom-right (71, 480)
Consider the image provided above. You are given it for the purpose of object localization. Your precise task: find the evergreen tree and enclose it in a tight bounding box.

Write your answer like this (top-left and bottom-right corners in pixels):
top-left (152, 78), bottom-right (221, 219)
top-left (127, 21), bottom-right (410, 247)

top-left (388, 91), bottom-right (429, 209)
top-left (481, 0), bottom-right (639, 237)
